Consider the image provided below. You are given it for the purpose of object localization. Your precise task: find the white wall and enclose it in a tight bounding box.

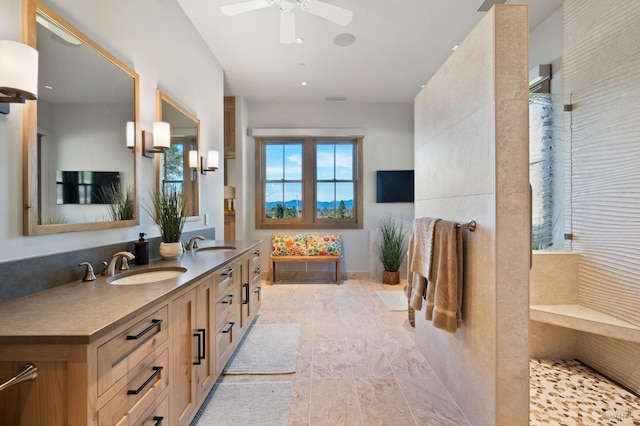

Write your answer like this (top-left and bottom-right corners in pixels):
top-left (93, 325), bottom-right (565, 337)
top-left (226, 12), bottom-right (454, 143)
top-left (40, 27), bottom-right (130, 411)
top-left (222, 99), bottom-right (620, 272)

top-left (0, 0), bottom-right (224, 262)
top-left (245, 102), bottom-right (415, 275)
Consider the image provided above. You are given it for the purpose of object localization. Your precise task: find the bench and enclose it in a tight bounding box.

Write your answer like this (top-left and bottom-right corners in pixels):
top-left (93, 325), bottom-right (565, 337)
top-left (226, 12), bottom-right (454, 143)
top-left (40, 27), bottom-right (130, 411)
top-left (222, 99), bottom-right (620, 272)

top-left (270, 234), bottom-right (342, 284)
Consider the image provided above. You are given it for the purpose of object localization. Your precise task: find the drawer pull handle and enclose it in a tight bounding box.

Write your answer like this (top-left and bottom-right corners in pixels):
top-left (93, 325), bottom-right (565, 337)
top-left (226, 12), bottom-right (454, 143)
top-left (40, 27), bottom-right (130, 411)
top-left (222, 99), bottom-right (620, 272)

top-left (243, 283), bottom-right (249, 304)
top-left (221, 268), bottom-right (235, 276)
top-left (254, 266), bottom-right (261, 274)
top-left (193, 332), bottom-right (202, 365)
top-left (221, 294), bottom-right (234, 304)
top-left (153, 416), bottom-right (164, 425)
top-left (253, 249), bottom-right (261, 255)
top-left (222, 322), bottom-right (235, 334)
top-left (126, 319), bottom-right (162, 340)
top-left (127, 366), bottom-right (162, 395)
top-left (198, 328), bottom-right (206, 360)
top-left (0, 363), bottom-right (38, 393)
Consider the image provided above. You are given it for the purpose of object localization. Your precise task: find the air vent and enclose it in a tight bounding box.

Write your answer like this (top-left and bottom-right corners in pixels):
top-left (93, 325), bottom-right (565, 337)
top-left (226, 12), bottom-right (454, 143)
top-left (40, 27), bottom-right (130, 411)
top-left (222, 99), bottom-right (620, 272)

top-left (325, 97), bottom-right (347, 102)
top-left (477, 0), bottom-right (507, 12)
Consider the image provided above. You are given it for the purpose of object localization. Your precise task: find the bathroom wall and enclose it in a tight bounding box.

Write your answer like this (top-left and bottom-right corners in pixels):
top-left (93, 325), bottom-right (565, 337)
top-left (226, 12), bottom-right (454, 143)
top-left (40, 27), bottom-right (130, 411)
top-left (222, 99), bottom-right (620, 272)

top-left (0, 1), bottom-right (225, 265)
top-left (413, 5), bottom-right (530, 425)
top-left (564, 0), bottom-right (640, 394)
top-left (246, 102), bottom-right (415, 276)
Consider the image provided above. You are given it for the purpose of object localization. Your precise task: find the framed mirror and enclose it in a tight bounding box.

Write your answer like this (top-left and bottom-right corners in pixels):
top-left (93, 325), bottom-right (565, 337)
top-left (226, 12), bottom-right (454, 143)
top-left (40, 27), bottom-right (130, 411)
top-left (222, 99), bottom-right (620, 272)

top-left (156, 90), bottom-right (199, 217)
top-left (23, 0), bottom-right (139, 235)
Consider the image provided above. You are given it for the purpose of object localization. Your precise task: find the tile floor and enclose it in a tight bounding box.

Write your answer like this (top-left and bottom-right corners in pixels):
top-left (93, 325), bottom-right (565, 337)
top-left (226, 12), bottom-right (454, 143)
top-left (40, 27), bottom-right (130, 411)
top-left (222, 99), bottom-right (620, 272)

top-left (218, 278), bottom-right (640, 425)
top-left (218, 278), bottom-right (470, 425)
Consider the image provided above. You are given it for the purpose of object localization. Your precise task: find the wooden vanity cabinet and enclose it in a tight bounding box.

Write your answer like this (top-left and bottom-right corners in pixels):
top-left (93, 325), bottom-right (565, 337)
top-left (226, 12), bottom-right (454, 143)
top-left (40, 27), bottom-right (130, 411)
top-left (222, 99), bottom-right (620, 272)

top-left (170, 275), bottom-right (216, 425)
top-left (0, 303), bottom-right (170, 426)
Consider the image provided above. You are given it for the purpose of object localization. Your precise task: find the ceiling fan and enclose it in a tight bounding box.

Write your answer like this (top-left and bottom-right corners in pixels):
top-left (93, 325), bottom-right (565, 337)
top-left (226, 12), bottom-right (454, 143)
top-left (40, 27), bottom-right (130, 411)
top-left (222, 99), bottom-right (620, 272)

top-left (220, 0), bottom-right (354, 44)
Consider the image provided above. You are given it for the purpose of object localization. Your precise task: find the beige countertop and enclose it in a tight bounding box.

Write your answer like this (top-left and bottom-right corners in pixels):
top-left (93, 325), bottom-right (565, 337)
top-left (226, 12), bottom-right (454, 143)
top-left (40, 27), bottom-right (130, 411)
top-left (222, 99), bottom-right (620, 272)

top-left (0, 240), bottom-right (263, 345)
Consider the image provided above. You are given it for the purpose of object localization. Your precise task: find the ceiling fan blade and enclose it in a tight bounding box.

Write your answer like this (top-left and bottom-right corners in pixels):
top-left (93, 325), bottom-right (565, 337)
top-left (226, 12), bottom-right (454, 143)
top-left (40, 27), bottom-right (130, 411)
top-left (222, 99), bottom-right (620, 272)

top-left (303, 0), bottom-right (353, 26)
top-left (280, 10), bottom-right (296, 44)
top-left (220, 0), bottom-right (272, 16)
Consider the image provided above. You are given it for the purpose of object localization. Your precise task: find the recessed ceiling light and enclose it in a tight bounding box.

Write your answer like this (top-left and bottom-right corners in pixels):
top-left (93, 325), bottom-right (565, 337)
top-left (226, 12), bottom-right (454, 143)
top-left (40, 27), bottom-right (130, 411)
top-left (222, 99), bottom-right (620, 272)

top-left (452, 45), bottom-right (459, 51)
top-left (295, 37), bottom-right (304, 44)
top-left (44, 85), bottom-right (53, 90)
top-left (420, 83), bottom-right (426, 89)
top-left (300, 81), bottom-right (308, 86)
top-left (333, 33), bottom-right (356, 47)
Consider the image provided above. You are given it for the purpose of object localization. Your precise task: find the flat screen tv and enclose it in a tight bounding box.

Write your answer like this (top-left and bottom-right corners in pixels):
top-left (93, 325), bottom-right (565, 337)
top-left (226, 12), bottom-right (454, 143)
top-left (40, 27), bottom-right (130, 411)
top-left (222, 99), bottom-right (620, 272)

top-left (56, 171), bottom-right (121, 205)
top-left (376, 170), bottom-right (414, 203)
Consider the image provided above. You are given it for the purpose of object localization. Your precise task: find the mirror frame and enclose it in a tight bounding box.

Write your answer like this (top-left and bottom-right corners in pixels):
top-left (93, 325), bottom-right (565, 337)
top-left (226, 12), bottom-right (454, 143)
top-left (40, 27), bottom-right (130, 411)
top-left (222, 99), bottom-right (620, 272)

top-left (22, 0), bottom-right (140, 235)
top-left (155, 90), bottom-right (200, 218)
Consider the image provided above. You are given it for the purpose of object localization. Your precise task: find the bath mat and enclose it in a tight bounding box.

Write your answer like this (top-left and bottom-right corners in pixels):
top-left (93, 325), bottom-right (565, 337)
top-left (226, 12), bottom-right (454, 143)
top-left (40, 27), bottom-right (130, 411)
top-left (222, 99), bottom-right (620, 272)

top-left (223, 323), bottom-right (300, 374)
top-left (376, 290), bottom-right (408, 311)
top-left (191, 381), bottom-right (291, 426)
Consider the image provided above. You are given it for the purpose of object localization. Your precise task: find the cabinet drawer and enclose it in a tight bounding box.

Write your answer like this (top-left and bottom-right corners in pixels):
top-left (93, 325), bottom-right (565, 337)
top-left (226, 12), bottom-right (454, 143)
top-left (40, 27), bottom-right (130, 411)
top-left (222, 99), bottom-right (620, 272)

top-left (215, 287), bottom-right (237, 329)
top-left (98, 347), bottom-right (169, 426)
top-left (97, 305), bottom-right (169, 396)
top-left (137, 393), bottom-right (169, 426)
top-left (215, 319), bottom-right (237, 374)
top-left (214, 265), bottom-right (236, 298)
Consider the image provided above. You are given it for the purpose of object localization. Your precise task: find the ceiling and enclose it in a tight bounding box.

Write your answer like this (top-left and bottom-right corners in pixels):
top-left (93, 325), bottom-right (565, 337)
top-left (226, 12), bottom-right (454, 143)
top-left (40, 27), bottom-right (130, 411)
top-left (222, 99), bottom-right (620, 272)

top-left (177, 0), bottom-right (562, 104)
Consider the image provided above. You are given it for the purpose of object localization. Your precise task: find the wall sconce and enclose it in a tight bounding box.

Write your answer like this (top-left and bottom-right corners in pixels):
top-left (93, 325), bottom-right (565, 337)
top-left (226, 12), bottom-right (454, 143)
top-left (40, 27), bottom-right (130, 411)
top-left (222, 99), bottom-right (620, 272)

top-left (189, 150), bottom-right (198, 169)
top-left (224, 185), bottom-right (236, 214)
top-left (126, 122), bottom-right (135, 149)
top-left (142, 122), bottom-right (171, 158)
top-left (0, 40), bottom-right (39, 115)
top-left (200, 150), bottom-right (219, 174)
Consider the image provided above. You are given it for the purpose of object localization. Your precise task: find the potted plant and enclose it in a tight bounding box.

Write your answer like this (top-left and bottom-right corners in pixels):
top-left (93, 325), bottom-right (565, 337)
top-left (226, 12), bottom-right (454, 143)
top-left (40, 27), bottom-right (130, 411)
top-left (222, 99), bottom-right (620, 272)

top-left (101, 183), bottom-right (134, 221)
top-left (376, 216), bottom-right (408, 285)
top-left (146, 187), bottom-right (187, 260)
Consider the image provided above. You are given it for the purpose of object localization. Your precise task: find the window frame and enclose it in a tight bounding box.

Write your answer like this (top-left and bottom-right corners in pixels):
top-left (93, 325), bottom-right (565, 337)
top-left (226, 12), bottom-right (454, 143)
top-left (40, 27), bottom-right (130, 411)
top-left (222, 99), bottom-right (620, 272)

top-left (255, 136), bottom-right (363, 230)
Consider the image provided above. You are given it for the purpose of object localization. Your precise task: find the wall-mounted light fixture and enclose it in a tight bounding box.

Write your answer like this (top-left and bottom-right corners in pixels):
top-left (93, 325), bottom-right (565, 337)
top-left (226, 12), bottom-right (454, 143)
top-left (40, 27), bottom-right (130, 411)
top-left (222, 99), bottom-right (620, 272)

top-left (200, 150), bottom-right (219, 174)
top-left (224, 185), bottom-right (236, 214)
top-left (142, 122), bottom-right (171, 158)
top-left (189, 150), bottom-right (198, 170)
top-left (0, 40), bottom-right (39, 115)
top-left (126, 122), bottom-right (135, 149)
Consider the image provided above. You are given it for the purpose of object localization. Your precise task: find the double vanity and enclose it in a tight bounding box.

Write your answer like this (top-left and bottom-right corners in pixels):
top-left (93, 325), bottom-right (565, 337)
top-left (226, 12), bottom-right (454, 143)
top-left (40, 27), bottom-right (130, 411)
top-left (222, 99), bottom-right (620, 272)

top-left (0, 240), bottom-right (264, 425)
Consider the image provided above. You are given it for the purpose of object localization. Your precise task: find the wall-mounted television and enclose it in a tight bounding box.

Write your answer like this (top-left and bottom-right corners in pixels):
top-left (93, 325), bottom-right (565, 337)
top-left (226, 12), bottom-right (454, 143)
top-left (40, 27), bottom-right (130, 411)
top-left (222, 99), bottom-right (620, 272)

top-left (376, 170), bottom-right (414, 203)
top-left (56, 171), bottom-right (121, 205)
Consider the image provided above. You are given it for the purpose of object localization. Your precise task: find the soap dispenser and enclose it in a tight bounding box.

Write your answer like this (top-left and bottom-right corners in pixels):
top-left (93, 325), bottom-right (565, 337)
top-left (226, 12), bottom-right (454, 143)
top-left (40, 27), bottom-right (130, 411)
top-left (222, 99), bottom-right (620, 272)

top-left (134, 233), bottom-right (149, 265)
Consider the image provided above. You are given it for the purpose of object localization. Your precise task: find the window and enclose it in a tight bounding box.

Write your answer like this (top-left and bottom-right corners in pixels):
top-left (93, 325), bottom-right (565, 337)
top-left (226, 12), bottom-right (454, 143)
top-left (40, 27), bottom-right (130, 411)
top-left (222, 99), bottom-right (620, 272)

top-left (160, 137), bottom-right (197, 216)
top-left (256, 136), bottom-right (363, 229)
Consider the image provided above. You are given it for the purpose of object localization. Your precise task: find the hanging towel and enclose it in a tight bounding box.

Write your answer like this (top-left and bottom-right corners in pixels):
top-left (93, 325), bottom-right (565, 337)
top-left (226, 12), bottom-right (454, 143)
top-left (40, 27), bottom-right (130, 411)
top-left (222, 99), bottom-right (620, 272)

top-left (406, 217), bottom-right (438, 310)
top-left (425, 220), bottom-right (463, 333)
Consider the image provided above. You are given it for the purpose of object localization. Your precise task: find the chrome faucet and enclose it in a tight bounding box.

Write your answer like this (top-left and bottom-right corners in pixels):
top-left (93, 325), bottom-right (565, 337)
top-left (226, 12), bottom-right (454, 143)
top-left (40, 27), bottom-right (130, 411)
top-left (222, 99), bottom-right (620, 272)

top-left (78, 262), bottom-right (96, 282)
top-left (105, 251), bottom-right (135, 277)
top-left (186, 235), bottom-right (205, 250)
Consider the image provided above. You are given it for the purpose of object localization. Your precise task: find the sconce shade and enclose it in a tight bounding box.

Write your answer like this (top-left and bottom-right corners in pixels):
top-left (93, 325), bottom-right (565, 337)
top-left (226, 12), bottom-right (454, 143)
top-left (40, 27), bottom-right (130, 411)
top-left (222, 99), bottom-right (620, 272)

top-left (0, 40), bottom-right (38, 101)
top-left (208, 150), bottom-right (219, 169)
top-left (126, 122), bottom-right (135, 148)
top-left (189, 150), bottom-right (198, 169)
top-left (152, 122), bottom-right (170, 150)
top-left (224, 185), bottom-right (236, 199)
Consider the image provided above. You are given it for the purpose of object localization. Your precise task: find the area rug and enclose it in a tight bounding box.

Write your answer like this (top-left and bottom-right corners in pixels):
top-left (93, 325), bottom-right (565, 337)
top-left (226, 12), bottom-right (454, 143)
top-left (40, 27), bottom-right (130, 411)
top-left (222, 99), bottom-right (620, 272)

top-left (191, 381), bottom-right (292, 426)
top-left (375, 290), bottom-right (408, 311)
top-left (223, 323), bottom-right (300, 374)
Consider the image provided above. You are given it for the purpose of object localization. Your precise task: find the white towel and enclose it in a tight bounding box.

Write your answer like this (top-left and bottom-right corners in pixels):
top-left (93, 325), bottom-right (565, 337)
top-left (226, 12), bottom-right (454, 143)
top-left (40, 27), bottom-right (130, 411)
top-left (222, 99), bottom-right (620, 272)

top-left (406, 217), bottom-right (438, 310)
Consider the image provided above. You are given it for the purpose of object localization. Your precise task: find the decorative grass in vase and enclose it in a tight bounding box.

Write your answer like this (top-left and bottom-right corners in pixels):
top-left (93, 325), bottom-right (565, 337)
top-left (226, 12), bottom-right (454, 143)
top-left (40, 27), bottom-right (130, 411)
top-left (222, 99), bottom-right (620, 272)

top-left (146, 187), bottom-right (187, 260)
top-left (376, 216), bottom-right (407, 285)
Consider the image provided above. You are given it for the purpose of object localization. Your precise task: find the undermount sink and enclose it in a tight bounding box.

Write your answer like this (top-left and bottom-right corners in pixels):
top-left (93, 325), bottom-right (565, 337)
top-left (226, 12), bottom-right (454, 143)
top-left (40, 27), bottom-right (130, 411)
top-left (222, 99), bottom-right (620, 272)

top-left (107, 267), bottom-right (187, 285)
top-left (195, 246), bottom-right (237, 253)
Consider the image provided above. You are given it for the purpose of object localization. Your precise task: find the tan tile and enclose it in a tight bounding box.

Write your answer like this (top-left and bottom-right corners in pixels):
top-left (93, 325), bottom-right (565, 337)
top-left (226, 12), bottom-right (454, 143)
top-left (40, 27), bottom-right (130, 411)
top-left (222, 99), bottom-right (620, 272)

top-left (396, 375), bottom-right (470, 426)
top-left (346, 339), bottom-right (394, 378)
top-left (311, 340), bottom-right (352, 378)
top-left (354, 377), bottom-right (415, 425)
top-left (289, 378), bottom-right (311, 426)
top-left (309, 378), bottom-right (362, 425)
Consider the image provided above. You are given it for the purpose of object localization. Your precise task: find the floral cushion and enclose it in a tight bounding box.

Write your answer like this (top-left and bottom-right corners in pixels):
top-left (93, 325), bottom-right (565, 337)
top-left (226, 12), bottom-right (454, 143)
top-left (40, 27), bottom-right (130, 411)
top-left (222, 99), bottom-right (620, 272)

top-left (271, 234), bottom-right (307, 256)
top-left (306, 234), bottom-right (342, 256)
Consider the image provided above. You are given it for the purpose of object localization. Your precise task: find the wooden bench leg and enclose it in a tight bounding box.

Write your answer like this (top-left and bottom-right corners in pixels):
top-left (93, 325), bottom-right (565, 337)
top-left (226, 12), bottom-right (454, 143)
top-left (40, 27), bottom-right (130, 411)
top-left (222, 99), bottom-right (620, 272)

top-left (335, 260), bottom-right (340, 284)
top-left (271, 261), bottom-right (276, 284)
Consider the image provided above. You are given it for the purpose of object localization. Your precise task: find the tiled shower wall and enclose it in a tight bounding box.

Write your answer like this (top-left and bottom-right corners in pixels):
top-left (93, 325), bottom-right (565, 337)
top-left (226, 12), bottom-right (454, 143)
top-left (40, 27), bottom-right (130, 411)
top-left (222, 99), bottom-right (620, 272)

top-left (413, 6), bottom-right (530, 425)
top-left (564, 0), bottom-right (640, 394)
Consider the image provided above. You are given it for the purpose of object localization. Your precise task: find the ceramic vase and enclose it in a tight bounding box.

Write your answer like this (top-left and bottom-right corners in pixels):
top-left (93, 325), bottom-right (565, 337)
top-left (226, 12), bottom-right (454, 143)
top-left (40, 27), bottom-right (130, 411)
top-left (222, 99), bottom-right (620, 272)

top-left (159, 242), bottom-right (183, 260)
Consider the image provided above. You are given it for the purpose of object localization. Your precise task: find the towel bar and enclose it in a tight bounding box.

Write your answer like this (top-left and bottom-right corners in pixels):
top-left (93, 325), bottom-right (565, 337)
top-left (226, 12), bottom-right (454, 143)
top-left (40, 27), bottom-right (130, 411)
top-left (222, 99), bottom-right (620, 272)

top-left (456, 220), bottom-right (476, 231)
